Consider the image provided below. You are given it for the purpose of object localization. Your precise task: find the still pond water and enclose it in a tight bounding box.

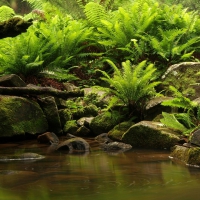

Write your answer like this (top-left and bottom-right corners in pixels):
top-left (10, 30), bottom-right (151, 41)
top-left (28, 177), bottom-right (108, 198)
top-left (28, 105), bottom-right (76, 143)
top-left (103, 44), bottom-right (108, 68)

top-left (0, 138), bottom-right (200, 200)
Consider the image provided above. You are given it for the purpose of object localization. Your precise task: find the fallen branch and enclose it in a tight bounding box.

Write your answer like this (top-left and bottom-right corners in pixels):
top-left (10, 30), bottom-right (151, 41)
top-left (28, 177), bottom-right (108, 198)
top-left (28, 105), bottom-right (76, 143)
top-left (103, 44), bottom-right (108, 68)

top-left (0, 86), bottom-right (84, 99)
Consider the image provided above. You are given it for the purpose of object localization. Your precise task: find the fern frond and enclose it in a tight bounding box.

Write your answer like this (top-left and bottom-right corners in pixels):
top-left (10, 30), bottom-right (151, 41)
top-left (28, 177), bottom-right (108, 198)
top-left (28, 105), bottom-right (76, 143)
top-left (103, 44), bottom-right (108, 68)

top-left (84, 2), bottom-right (107, 27)
top-left (24, 0), bottom-right (44, 10)
top-left (160, 112), bottom-right (188, 133)
top-left (0, 6), bottom-right (15, 22)
top-left (161, 86), bottom-right (197, 111)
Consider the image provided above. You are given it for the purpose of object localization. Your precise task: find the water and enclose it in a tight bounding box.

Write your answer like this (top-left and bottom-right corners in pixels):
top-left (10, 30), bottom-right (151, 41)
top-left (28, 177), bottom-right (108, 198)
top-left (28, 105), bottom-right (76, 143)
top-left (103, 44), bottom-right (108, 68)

top-left (0, 138), bottom-right (200, 200)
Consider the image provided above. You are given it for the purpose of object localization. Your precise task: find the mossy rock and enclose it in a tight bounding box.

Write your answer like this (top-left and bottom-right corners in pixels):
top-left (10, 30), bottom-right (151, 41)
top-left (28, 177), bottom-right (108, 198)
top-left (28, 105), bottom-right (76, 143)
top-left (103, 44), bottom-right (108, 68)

top-left (161, 62), bottom-right (200, 100)
top-left (90, 111), bottom-right (123, 136)
top-left (63, 120), bottom-right (79, 134)
top-left (0, 95), bottom-right (48, 137)
top-left (71, 104), bottom-right (98, 119)
top-left (122, 121), bottom-right (180, 149)
top-left (108, 121), bottom-right (135, 141)
top-left (58, 109), bottom-right (71, 128)
top-left (170, 145), bottom-right (200, 167)
top-left (38, 96), bottom-right (62, 134)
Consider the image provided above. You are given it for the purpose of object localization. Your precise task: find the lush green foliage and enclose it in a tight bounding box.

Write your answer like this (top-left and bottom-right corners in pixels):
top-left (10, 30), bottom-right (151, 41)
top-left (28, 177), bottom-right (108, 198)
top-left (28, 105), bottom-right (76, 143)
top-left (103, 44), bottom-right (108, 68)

top-left (0, 5), bottom-right (15, 21)
top-left (160, 86), bottom-right (200, 135)
top-left (0, 26), bottom-right (59, 77)
top-left (98, 60), bottom-right (160, 119)
top-left (1, 0), bottom-right (200, 83)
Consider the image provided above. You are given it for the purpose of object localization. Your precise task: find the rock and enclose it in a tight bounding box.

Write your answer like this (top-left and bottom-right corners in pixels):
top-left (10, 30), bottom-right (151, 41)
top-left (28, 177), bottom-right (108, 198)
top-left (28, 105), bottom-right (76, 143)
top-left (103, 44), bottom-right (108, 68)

top-left (75, 126), bottom-right (91, 137)
top-left (170, 145), bottom-right (200, 167)
top-left (90, 111), bottom-right (123, 136)
top-left (0, 152), bottom-right (45, 162)
top-left (38, 96), bottom-right (62, 134)
top-left (190, 129), bottom-right (200, 146)
top-left (71, 104), bottom-right (98, 119)
top-left (37, 132), bottom-right (59, 144)
top-left (63, 83), bottom-right (79, 92)
top-left (56, 137), bottom-right (90, 153)
top-left (0, 17), bottom-right (32, 39)
top-left (101, 141), bottom-right (132, 152)
top-left (161, 62), bottom-right (200, 99)
top-left (144, 96), bottom-right (173, 121)
top-left (0, 95), bottom-right (48, 137)
top-left (58, 109), bottom-right (71, 128)
top-left (95, 133), bottom-right (112, 143)
top-left (83, 87), bottom-right (108, 108)
top-left (122, 121), bottom-right (180, 149)
top-left (0, 74), bottom-right (26, 87)
top-left (108, 121), bottom-right (135, 141)
top-left (63, 120), bottom-right (79, 134)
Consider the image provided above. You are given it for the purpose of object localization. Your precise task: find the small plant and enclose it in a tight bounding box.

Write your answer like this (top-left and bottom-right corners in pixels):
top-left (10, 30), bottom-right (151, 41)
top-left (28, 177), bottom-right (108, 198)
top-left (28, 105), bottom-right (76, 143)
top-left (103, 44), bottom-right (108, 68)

top-left (98, 59), bottom-right (160, 120)
top-left (160, 86), bottom-right (200, 136)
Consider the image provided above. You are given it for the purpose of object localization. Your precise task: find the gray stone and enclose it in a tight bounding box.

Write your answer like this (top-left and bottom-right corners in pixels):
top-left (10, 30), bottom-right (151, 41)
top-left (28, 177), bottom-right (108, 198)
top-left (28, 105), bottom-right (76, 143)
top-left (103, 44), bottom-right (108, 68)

top-left (101, 141), bottom-right (132, 152)
top-left (0, 74), bottom-right (26, 87)
top-left (190, 129), bottom-right (200, 146)
top-left (145, 96), bottom-right (173, 121)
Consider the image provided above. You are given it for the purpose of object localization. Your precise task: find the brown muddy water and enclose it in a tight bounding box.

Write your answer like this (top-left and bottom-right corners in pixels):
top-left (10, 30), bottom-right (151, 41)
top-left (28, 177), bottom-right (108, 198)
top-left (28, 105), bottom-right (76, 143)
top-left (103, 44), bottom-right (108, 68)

top-left (0, 138), bottom-right (200, 200)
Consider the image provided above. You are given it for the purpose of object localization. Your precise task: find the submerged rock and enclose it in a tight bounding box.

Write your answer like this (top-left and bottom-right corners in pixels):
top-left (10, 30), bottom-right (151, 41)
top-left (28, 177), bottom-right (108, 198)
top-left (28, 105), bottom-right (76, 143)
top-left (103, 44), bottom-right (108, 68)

top-left (101, 141), bottom-right (132, 152)
top-left (0, 152), bottom-right (45, 162)
top-left (56, 137), bottom-right (90, 153)
top-left (37, 132), bottom-right (59, 145)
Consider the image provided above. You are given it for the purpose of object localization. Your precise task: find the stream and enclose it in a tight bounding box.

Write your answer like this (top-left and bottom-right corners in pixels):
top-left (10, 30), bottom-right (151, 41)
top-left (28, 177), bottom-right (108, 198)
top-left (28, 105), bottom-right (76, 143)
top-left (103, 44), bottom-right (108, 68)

top-left (0, 138), bottom-right (200, 200)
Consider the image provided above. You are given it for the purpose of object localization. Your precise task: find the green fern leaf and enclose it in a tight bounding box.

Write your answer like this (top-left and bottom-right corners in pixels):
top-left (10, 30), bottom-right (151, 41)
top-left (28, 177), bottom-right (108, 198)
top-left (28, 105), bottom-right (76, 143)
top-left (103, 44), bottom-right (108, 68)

top-left (160, 112), bottom-right (188, 132)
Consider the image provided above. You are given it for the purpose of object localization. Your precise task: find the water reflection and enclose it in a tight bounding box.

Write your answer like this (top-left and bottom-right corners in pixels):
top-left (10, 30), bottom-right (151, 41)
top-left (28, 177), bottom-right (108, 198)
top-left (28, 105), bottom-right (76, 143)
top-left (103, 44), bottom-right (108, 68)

top-left (0, 139), bottom-right (200, 200)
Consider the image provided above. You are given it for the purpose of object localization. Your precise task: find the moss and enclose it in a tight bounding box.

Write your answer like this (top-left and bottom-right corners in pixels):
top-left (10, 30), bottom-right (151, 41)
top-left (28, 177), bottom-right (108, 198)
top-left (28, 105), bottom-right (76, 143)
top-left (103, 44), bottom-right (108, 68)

top-left (72, 104), bottom-right (98, 119)
top-left (187, 147), bottom-right (200, 165)
top-left (58, 109), bottom-right (72, 128)
top-left (170, 145), bottom-right (200, 166)
top-left (122, 121), bottom-right (179, 149)
top-left (63, 120), bottom-right (79, 134)
top-left (90, 111), bottom-right (123, 136)
top-left (0, 96), bottom-right (48, 137)
top-left (162, 66), bottom-right (200, 98)
top-left (108, 121), bottom-right (135, 141)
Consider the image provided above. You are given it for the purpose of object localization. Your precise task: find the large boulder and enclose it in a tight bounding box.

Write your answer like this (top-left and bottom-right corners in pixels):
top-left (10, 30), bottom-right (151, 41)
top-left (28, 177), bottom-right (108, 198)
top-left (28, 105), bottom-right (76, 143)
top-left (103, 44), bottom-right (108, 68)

top-left (0, 95), bottom-right (48, 137)
top-left (122, 121), bottom-right (180, 149)
top-left (170, 145), bottom-right (200, 167)
top-left (161, 62), bottom-right (200, 99)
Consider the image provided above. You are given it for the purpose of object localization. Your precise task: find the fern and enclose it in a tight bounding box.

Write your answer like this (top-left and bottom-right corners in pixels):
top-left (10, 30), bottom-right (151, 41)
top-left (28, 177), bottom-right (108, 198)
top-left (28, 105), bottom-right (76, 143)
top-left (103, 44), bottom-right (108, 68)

top-left (98, 59), bottom-right (160, 118)
top-left (160, 112), bottom-right (188, 133)
top-left (160, 86), bottom-right (200, 136)
top-left (161, 86), bottom-right (197, 111)
top-left (84, 2), bottom-right (107, 27)
top-left (0, 6), bottom-right (15, 22)
top-left (24, 0), bottom-right (44, 10)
